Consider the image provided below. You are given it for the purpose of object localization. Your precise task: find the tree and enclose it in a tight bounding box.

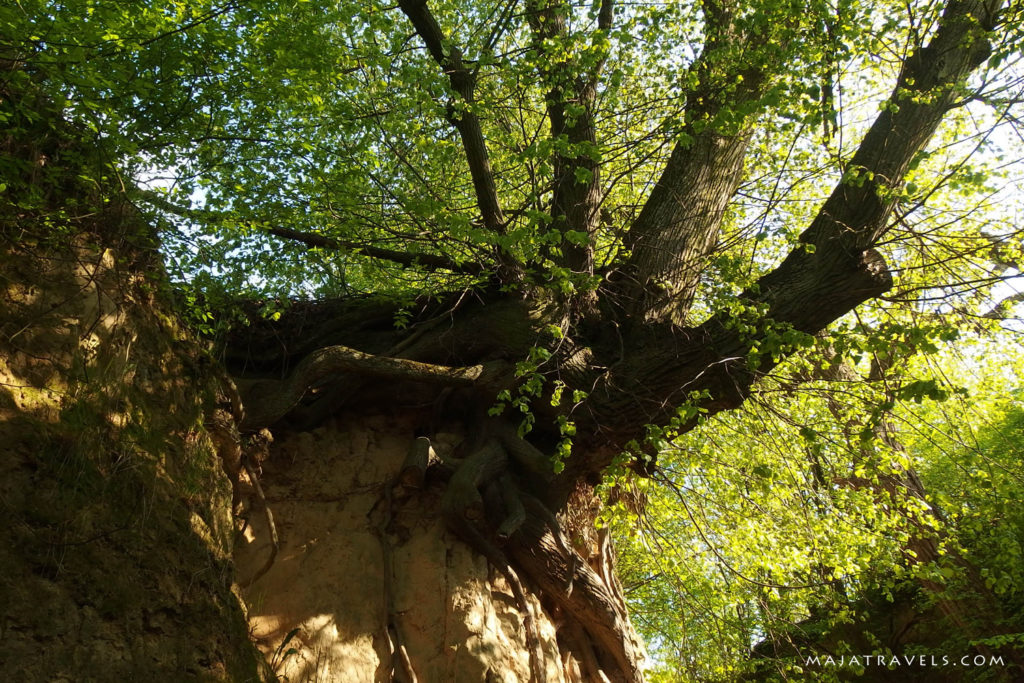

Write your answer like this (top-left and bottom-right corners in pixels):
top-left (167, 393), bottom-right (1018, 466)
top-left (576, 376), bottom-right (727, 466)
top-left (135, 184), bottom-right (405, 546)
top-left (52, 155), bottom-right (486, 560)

top-left (612, 334), bottom-right (1024, 680)
top-left (2, 0), bottom-right (1022, 680)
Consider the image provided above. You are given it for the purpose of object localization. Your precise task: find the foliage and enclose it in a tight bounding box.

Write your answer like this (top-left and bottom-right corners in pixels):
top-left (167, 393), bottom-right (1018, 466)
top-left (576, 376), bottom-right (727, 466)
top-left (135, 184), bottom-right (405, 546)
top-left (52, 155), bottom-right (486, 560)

top-left (3, 0), bottom-right (1024, 678)
top-left (613, 330), bottom-right (1024, 680)
top-left (4, 0), bottom-right (1021, 303)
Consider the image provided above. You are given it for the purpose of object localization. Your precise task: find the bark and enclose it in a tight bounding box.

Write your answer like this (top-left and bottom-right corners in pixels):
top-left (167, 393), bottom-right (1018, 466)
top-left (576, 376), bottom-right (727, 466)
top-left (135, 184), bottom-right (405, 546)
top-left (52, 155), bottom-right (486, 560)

top-left (616, 0), bottom-right (774, 324)
top-left (527, 0), bottom-right (614, 274)
top-left (575, 0), bottom-right (1003, 465)
top-left (619, 129), bottom-right (752, 323)
top-left (397, 0), bottom-right (519, 280)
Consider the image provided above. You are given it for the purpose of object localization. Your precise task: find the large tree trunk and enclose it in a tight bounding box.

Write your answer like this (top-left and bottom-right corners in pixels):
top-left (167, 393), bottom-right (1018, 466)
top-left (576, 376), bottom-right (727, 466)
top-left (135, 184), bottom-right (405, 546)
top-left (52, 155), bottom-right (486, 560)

top-left (1, 78), bottom-right (645, 683)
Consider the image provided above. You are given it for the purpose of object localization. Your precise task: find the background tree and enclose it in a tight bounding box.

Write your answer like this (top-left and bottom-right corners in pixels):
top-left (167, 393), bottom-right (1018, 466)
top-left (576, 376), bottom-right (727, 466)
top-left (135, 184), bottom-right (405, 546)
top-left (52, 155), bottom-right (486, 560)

top-left (614, 329), bottom-right (1024, 680)
top-left (2, 0), bottom-right (1022, 680)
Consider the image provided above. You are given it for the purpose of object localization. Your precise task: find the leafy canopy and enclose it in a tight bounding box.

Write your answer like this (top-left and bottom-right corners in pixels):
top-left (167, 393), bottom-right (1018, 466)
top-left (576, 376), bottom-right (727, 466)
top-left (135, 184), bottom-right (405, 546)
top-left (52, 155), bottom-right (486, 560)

top-left (5, 0), bottom-right (1021, 312)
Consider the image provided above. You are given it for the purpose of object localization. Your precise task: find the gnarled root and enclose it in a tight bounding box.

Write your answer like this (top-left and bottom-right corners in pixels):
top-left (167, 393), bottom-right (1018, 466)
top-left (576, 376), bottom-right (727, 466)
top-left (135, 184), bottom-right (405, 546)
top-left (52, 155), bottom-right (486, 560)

top-left (441, 438), bottom-right (546, 683)
top-left (240, 456), bottom-right (279, 588)
top-left (508, 514), bottom-right (644, 683)
top-left (376, 482), bottom-right (419, 683)
top-left (431, 428), bottom-right (644, 683)
top-left (237, 345), bottom-right (507, 431)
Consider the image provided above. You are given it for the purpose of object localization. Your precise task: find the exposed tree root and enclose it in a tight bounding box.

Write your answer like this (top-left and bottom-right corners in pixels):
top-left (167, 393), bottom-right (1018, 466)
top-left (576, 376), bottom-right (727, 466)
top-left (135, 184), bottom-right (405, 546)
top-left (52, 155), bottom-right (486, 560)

top-left (399, 436), bottom-right (434, 491)
top-left (240, 457), bottom-right (279, 589)
top-left (441, 438), bottom-right (546, 683)
top-left (225, 330), bottom-right (646, 683)
top-left (432, 430), bottom-right (644, 682)
top-left (237, 344), bottom-right (507, 431)
top-left (521, 493), bottom-right (577, 595)
top-left (375, 481), bottom-right (419, 683)
top-left (509, 516), bottom-right (644, 683)
top-left (597, 527), bottom-right (629, 615)
top-left (565, 619), bottom-right (612, 683)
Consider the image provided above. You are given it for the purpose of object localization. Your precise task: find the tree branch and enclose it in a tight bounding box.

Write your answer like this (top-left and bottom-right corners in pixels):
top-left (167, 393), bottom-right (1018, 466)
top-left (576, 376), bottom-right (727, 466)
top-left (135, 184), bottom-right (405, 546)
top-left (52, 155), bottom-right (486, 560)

top-left (614, 0), bottom-right (775, 324)
top-left (983, 289), bottom-right (1024, 319)
top-left (265, 226), bottom-right (485, 275)
top-left (797, 0), bottom-right (1001, 254)
top-left (397, 0), bottom-right (520, 279)
top-left (753, 0), bottom-right (1002, 325)
top-left (238, 344), bottom-right (508, 430)
top-left (135, 189), bottom-right (484, 274)
top-left (982, 231), bottom-right (1022, 272)
top-left (573, 0), bottom-right (1005, 480)
top-left (527, 0), bottom-right (615, 275)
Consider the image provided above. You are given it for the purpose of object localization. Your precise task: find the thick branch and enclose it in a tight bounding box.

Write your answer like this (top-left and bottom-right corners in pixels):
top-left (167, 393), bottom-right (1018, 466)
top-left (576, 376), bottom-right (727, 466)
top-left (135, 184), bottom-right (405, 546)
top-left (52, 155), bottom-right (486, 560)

top-left (616, 0), bottom-right (772, 324)
top-left (597, 0), bottom-right (614, 31)
top-left (397, 0), bottom-right (513, 270)
top-left (798, 0), bottom-right (1000, 254)
top-left (527, 0), bottom-right (615, 274)
top-left (983, 290), bottom-right (1024, 319)
top-left (754, 0), bottom-right (1001, 324)
top-left (575, 0), bottom-right (1004, 478)
top-left (982, 231), bottom-right (1022, 272)
top-left (618, 130), bottom-right (752, 323)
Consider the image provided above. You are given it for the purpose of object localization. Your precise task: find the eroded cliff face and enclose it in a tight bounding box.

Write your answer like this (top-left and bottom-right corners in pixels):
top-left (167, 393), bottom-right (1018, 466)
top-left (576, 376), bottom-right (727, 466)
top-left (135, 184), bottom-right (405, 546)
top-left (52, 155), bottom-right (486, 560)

top-left (235, 415), bottom-right (570, 682)
top-left (0, 229), bottom-right (267, 680)
top-left (1, 81), bottom-right (267, 679)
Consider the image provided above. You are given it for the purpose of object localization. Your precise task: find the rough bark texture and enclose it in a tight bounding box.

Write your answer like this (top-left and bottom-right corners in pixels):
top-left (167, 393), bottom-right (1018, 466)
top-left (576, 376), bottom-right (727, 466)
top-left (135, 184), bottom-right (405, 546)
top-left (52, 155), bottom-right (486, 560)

top-left (620, 129), bottom-right (752, 322)
top-left (527, 0), bottom-right (612, 274)
top-left (615, 0), bottom-right (774, 324)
